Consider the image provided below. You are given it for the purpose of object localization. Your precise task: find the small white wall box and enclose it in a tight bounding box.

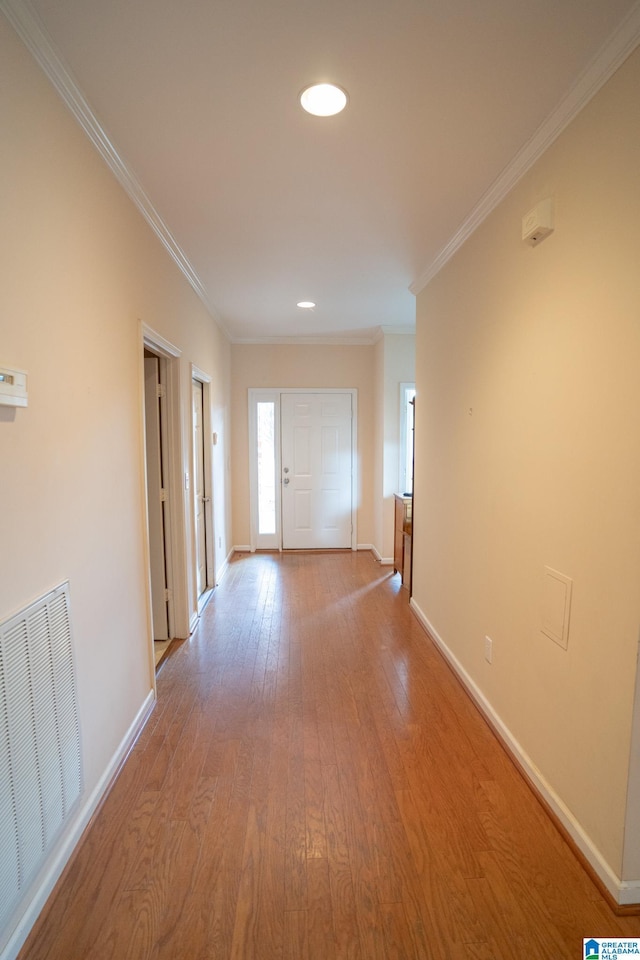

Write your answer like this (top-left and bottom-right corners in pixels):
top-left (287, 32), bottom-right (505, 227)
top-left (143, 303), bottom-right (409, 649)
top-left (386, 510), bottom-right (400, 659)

top-left (0, 367), bottom-right (28, 407)
top-left (522, 197), bottom-right (554, 244)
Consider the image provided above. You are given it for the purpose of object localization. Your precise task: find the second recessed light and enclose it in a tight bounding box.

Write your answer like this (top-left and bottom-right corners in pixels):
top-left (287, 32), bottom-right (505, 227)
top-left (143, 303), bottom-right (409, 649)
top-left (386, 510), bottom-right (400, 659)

top-left (297, 301), bottom-right (316, 309)
top-left (300, 83), bottom-right (347, 117)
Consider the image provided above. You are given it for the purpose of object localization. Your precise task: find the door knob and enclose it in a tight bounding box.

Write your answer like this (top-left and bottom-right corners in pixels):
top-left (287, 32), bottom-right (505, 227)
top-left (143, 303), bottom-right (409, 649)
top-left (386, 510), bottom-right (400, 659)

top-left (283, 477), bottom-right (290, 485)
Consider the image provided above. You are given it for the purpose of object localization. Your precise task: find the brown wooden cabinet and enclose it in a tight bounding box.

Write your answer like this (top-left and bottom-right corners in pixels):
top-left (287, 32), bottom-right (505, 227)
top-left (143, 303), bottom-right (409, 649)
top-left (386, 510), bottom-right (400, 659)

top-left (394, 494), bottom-right (412, 590)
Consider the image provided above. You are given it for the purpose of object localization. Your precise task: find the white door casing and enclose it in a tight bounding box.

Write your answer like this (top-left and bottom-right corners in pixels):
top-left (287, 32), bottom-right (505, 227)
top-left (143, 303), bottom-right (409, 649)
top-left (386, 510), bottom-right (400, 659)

top-left (281, 392), bottom-right (353, 549)
top-left (192, 378), bottom-right (208, 598)
top-left (144, 356), bottom-right (169, 640)
top-left (142, 324), bottom-right (189, 642)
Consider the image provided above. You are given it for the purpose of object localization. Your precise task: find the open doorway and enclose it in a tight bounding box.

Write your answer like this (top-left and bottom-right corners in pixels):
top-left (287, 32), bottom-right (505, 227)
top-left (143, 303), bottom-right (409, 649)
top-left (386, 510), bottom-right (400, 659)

top-left (144, 349), bottom-right (170, 646)
top-left (141, 326), bottom-right (188, 669)
top-left (191, 367), bottom-right (215, 613)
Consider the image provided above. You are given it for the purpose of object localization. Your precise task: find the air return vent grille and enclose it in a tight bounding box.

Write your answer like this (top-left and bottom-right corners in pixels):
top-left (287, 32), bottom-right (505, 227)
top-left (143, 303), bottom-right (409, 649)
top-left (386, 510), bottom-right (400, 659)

top-left (0, 582), bottom-right (82, 937)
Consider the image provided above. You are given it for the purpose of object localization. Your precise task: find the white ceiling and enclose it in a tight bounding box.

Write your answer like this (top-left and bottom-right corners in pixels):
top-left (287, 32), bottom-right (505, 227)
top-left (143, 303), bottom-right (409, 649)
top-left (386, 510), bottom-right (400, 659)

top-left (6, 0), bottom-right (640, 341)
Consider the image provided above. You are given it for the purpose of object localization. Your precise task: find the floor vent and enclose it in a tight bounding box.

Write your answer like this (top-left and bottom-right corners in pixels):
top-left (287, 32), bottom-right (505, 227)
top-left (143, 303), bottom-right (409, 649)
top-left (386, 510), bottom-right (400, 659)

top-left (0, 582), bottom-right (82, 938)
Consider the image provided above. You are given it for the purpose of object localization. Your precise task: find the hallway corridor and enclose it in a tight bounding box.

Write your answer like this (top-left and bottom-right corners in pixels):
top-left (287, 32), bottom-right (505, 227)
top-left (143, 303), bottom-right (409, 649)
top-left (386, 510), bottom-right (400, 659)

top-left (20, 551), bottom-right (640, 959)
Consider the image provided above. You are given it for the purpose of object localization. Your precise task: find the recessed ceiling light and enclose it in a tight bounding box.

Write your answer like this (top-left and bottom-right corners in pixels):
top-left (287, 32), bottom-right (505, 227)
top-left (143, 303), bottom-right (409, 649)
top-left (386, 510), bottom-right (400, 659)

top-left (300, 83), bottom-right (348, 117)
top-left (297, 301), bottom-right (316, 309)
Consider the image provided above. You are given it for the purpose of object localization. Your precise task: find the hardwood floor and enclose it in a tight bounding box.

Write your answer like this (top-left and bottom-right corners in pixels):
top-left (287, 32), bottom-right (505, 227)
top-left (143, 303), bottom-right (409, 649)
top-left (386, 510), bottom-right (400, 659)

top-left (20, 551), bottom-right (640, 959)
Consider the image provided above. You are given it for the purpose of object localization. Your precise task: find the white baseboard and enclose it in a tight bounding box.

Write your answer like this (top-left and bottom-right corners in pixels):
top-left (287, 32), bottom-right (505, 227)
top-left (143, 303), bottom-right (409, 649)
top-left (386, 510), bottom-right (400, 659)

top-left (196, 587), bottom-right (215, 617)
top-left (1, 690), bottom-right (156, 960)
top-left (367, 544), bottom-right (395, 565)
top-left (214, 545), bottom-right (241, 584)
top-left (232, 545), bottom-right (387, 560)
top-left (409, 597), bottom-right (640, 908)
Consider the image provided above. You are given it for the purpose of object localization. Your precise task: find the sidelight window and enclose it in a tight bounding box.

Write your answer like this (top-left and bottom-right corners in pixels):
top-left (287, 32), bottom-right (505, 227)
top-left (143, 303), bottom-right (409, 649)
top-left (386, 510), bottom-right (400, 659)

top-left (256, 401), bottom-right (276, 535)
top-left (400, 383), bottom-right (416, 495)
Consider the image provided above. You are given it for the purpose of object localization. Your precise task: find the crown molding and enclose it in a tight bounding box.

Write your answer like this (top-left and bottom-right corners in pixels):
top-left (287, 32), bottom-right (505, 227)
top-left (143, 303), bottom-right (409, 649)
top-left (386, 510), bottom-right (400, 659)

top-left (410, 0), bottom-right (640, 296)
top-left (232, 334), bottom-right (378, 346)
top-left (1, 0), bottom-right (231, 340)
top-left (233, 322), bottom-right (415, 346)
top-left (378, 325), bottom-right (416, 337)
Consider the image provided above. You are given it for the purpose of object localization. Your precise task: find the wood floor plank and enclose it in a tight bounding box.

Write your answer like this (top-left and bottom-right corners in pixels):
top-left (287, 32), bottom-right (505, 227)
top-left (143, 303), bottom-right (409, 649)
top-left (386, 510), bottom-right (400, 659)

top-left (380, 901), bottom-right (418, 960)
top-left (284, 909), bottom-right (309, 960)
top-left (305, 757), bottom-right (327, 859)
top-left (229, 803), bottom-right (263, 960)
top-left (90, 886), bottom-right (156, 960)
top-left (285, 710), bottom-right (308, 910)
top-left (322, 762), bottom-right (362, 960)
top-left (204, 736), bottom-right (257, 958)
top-left (333, 750), bottom-right (388, 960)
top-left (118, 788), bottom-right (170, 892)
top-left (306, 858), bottom-right (337, 960)
top-left (153, 776), bottom-right (219, 960)
top-left (18, 551), bottom-right (640, 960)
top-left (395, 783), bottom-right (488, 953)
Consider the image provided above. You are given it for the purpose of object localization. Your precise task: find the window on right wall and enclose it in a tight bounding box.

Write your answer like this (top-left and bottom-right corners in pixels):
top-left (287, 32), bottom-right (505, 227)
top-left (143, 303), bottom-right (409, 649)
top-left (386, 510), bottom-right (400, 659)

top-left (400, 383), bottom-right (415, 495)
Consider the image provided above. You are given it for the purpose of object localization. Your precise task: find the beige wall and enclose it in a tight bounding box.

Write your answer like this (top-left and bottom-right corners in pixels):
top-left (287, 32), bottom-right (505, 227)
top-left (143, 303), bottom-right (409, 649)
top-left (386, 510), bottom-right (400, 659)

top-left (230, 343), bottom-right (375, 548)
top-left (0, 17), bottom-right (230, 949)
top-left (414, 47), bottom-right (640, 885)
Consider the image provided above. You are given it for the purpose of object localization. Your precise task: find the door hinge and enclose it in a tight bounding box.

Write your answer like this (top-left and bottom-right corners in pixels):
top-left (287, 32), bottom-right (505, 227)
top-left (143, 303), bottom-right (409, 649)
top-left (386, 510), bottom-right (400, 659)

top-left (164, 588), bottom-right (172, 602)
top-left (156, 384), bottom-right (166, 399)
top-left (159, 488), bottom-right (167, 502)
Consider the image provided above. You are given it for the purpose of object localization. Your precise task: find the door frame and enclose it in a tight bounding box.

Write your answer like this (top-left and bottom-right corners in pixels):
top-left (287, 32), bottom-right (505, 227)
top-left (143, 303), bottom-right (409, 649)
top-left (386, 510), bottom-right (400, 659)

top-left (190, 364), bottom-right (216, 613)
top-left (248, 388), bottom-right (358, 552)
top-left (140, 324), bottom-right (189, 659)
top-left (143, 354), bottom-right (170, 641)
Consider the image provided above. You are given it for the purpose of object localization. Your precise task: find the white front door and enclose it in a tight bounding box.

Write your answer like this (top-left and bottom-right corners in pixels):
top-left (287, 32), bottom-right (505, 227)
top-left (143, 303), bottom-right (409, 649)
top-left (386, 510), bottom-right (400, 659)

top-left (192, 379), bottom-right (208, 598)
top-left (281, 392), bottom-right (353, 549)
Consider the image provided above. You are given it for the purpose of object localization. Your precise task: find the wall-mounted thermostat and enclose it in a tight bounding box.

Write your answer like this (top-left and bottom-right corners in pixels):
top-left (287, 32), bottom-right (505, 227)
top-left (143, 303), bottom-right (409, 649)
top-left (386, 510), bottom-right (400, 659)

top-left (0, 367), bottom-right (28, 407)
top-left (522, 197), bottom-right (554, 245)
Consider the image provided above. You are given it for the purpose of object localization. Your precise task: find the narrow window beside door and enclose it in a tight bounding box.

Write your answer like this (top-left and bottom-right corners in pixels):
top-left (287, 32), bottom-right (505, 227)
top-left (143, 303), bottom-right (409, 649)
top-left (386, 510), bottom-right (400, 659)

top-left (400, 384), bottom-right (416, 496)
top-left (257, 401), bottom-right (276, 535)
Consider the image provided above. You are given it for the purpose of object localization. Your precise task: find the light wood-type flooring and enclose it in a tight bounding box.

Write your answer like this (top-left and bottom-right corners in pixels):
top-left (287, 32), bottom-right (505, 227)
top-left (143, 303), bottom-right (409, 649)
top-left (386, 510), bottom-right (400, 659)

top-left (19, 551), bottom-right (640, 959)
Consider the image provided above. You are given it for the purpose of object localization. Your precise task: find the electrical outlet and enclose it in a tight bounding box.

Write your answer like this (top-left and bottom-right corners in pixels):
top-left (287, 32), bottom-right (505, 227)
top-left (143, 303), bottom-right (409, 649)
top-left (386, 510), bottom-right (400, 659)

top-left (484, 635), bottom-right (493, 664)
